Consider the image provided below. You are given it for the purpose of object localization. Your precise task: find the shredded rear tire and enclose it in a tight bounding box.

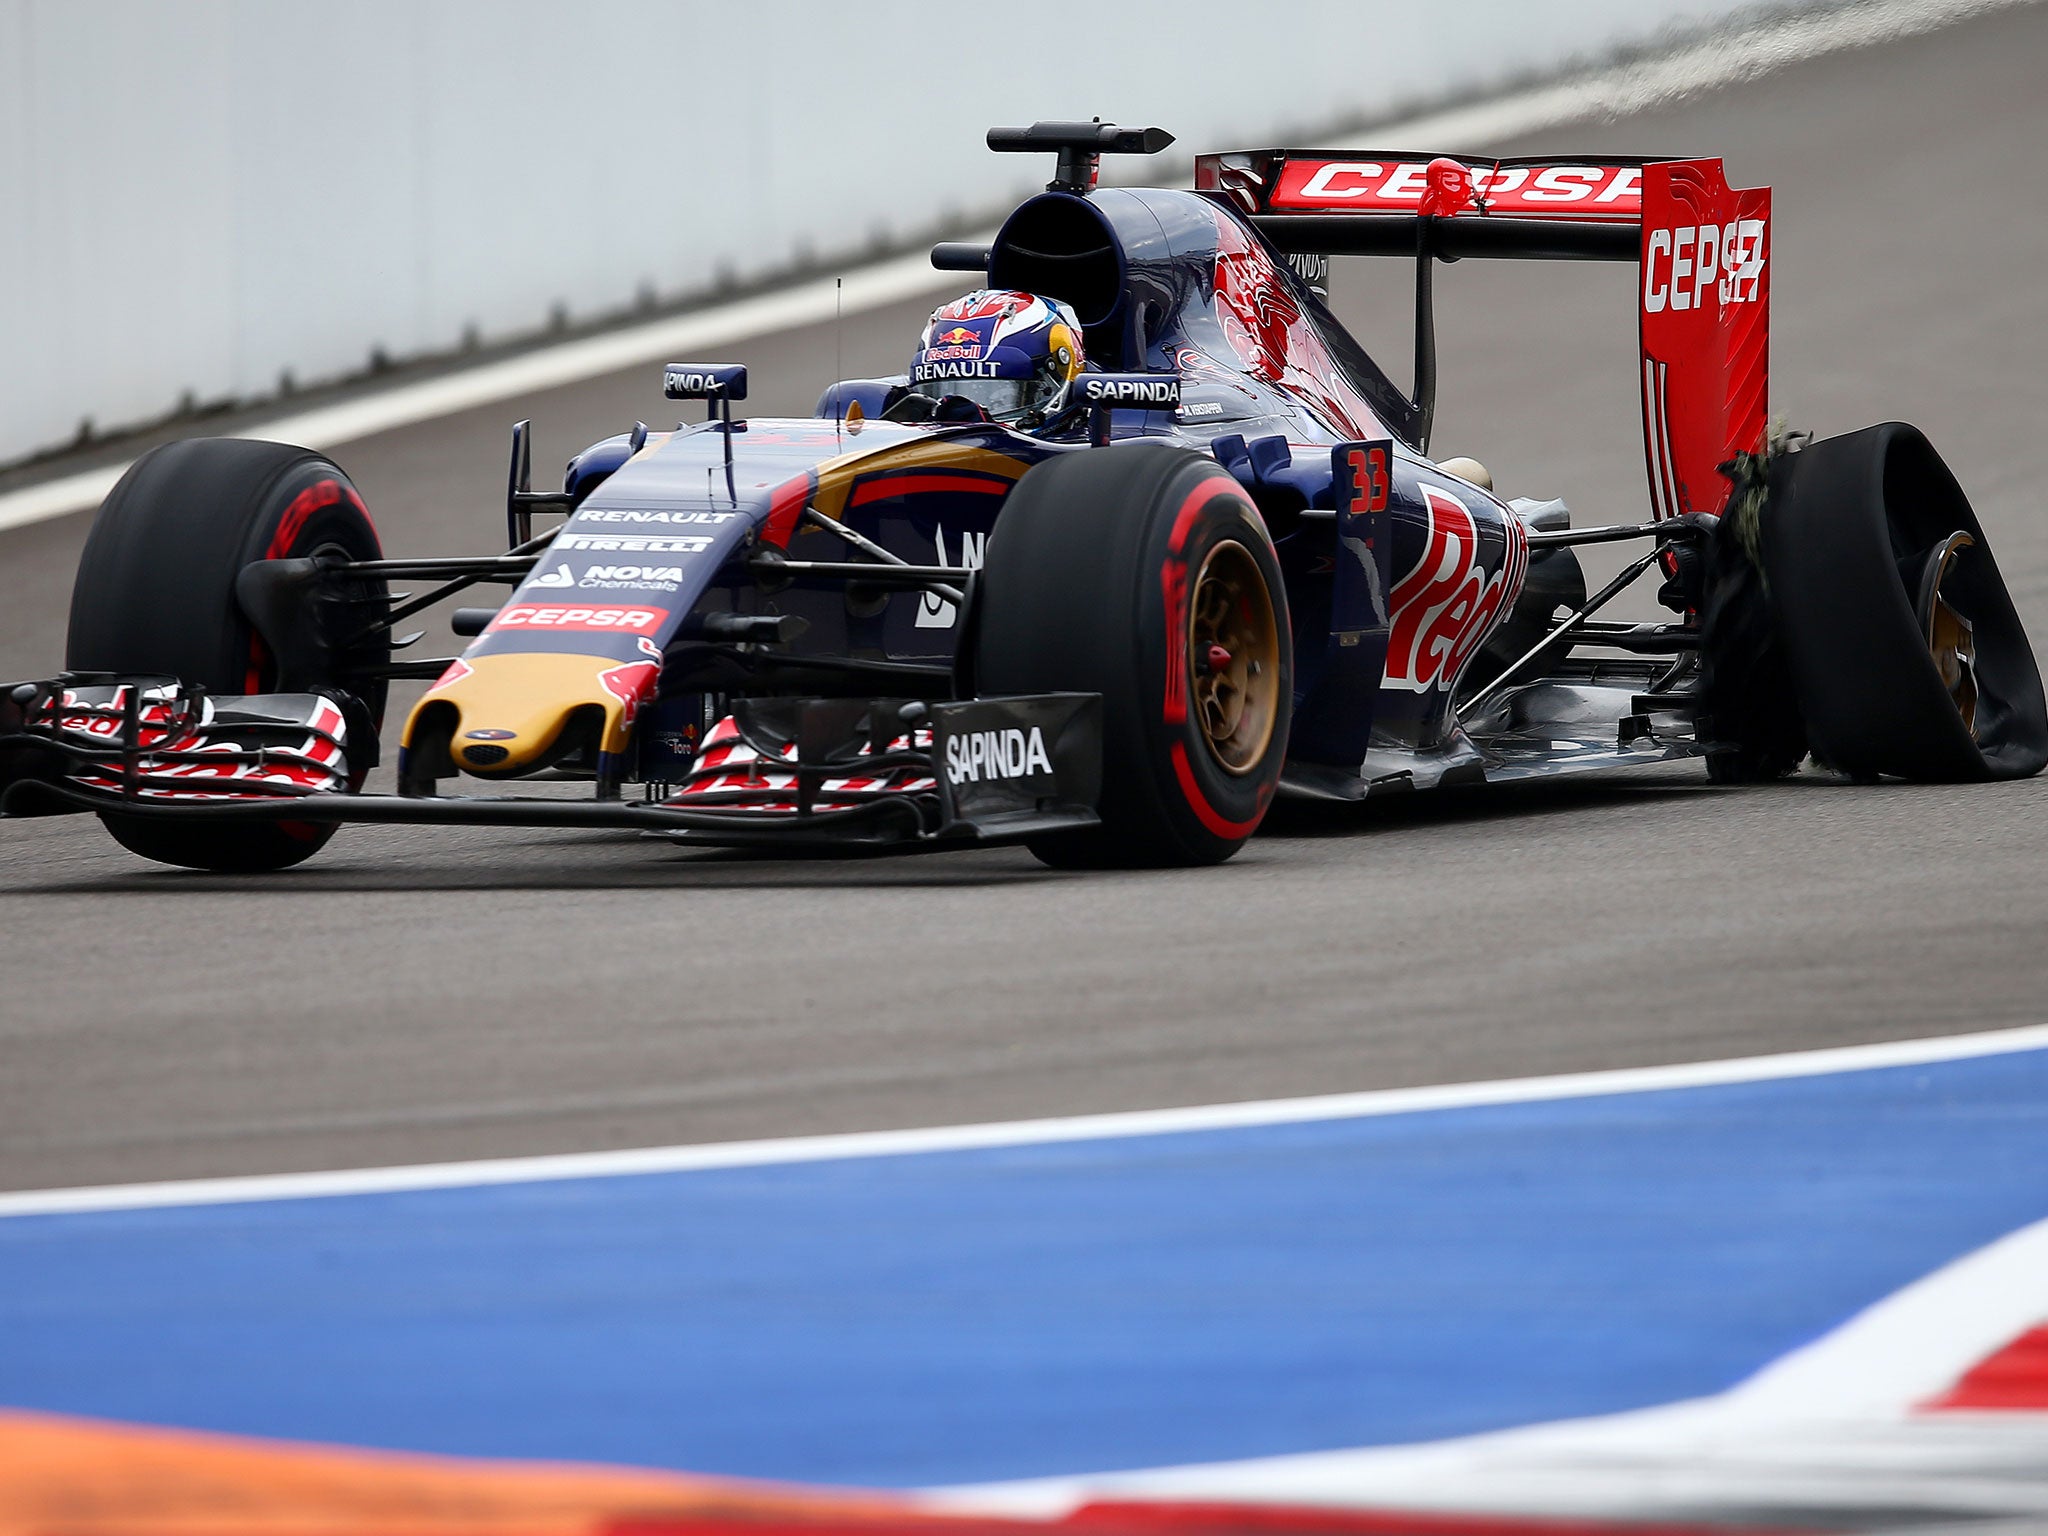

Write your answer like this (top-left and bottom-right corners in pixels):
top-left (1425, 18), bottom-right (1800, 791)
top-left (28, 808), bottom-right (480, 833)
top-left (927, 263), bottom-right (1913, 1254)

top-left (1699, 472), bottom-right (1806, 782)
top-left (1762, 423), bottom-right (2046, 781)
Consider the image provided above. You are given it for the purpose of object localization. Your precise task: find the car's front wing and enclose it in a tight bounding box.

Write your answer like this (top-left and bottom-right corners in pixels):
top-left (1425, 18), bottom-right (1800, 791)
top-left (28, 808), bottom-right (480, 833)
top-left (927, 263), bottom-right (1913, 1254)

top-left (0, 678), bottom-right (1103, 851)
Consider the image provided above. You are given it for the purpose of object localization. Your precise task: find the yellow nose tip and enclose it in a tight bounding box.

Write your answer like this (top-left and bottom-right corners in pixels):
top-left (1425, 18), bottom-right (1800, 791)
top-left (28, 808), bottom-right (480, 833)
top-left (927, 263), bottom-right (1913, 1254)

top-left (404, 653), bottom-right (644, 779)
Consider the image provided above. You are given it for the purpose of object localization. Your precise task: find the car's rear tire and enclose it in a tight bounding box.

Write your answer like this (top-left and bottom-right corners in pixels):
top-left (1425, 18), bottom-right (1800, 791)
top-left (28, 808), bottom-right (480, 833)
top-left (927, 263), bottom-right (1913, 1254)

top-left (66, 438), bottom-right (387, 871)
top-left (1699, 508), bottom-right (1807, 784)
top-left (1758, 422), bottom-right (2046, 781)
top-left (974, 442), bottom-right (1292, 868)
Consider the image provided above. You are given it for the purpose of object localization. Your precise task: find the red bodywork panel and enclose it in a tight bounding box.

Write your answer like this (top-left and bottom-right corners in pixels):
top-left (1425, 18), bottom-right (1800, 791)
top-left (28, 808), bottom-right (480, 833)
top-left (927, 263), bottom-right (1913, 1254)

top-left (1639, 159), bottom-right (1772, 519)
top-left (1266, 156), bottom-right (1645, 222)
top-left (1195, 150), bottom-right (1772, 519)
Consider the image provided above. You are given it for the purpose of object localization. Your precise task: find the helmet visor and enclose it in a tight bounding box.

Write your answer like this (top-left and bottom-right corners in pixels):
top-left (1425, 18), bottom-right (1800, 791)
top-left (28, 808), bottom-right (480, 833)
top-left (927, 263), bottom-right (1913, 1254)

top-left (907, 374), bottom-right (1038, 420)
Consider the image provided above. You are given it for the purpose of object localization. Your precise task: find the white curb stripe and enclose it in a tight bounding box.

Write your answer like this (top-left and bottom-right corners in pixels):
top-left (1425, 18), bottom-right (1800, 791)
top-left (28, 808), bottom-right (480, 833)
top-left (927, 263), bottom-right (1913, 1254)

top-left (927, 1214), bottom-right (2048, 1522)
top-left (3, 1020), bottom-right (2045, 1218)
top-left (0, 0), bottom-right (2026, 537)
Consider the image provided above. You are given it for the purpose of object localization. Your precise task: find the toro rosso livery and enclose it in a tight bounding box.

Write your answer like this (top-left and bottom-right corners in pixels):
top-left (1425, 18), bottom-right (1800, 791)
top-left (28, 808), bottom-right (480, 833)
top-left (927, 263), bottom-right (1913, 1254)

top-left (4, 121), bottom-right (2042, 871)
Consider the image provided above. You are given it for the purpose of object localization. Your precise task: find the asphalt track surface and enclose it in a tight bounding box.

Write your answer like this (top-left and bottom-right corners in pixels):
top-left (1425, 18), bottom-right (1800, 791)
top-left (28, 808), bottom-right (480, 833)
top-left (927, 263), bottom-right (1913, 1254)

top-left (4, 7), bottom-right (2048, 1194)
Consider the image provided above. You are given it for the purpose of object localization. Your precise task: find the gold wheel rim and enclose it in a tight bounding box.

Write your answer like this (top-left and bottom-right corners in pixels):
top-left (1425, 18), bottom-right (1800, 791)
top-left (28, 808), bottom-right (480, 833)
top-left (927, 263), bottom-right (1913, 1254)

top-left (1924, 532), bottom-right (1979, 738)
top-left (1187, 540), bottom-right (1281, 775)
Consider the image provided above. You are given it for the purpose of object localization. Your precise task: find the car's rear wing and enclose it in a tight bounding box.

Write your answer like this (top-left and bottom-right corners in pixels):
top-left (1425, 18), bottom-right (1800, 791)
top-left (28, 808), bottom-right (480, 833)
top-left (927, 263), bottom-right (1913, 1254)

top-left (1195, 151), bottom-right (1770, 518)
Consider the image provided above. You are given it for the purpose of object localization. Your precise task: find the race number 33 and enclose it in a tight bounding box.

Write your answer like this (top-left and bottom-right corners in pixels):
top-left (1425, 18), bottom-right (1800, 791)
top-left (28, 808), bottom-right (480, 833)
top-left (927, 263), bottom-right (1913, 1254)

top-left (1337, 440), bottom-right (1392, 516)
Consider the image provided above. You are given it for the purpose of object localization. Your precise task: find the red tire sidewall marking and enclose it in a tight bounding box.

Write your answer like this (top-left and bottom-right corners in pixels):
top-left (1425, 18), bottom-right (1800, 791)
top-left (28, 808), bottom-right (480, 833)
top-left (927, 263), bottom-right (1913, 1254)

top-left (1157, 473), bottom-right (1280, 842)
top-left (1169, 740), bottom-right (1264, 839)
top-left (251, 474), bottom-right (374, 835)
top-left (245, 477), bottom-right (357, 691)
top-left (262, 477), bottom-right (347, 561)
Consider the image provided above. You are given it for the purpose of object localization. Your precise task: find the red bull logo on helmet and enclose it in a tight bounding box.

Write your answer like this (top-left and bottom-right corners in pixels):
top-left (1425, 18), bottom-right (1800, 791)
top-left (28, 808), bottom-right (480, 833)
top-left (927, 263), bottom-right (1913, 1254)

top-left (923, 322), bottom-right (988, 363)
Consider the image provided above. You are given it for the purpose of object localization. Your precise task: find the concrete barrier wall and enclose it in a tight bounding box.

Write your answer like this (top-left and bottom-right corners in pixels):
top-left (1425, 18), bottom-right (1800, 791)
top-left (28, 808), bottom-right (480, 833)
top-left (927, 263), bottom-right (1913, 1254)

top-left (0, 0), bottom-right (1779, 465)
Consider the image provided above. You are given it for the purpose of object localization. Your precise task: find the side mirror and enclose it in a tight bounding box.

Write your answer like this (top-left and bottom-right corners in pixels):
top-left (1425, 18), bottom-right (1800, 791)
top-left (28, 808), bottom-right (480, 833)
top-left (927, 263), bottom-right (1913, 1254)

top-left (661, 362), bottom-right (748, 402)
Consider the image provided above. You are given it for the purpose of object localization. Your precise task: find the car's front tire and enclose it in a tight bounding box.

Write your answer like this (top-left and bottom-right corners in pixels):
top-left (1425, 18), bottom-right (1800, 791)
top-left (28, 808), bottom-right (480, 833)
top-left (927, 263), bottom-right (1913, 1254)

top-left (67, 437), bottom-right (387, 871)
top-left (974, 442), bottom-right (1292, 868)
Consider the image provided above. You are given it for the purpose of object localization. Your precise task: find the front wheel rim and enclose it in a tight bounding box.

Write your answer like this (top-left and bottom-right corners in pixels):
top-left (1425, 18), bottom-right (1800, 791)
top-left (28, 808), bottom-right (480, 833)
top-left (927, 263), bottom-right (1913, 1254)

top-left (1187, 539), bottom-right (1281, 775)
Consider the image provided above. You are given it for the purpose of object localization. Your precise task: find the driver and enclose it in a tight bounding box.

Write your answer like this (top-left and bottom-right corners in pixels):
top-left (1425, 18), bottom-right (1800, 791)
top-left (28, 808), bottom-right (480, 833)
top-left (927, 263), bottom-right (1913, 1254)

top-left (888, 290), bottom-right (1085, 429)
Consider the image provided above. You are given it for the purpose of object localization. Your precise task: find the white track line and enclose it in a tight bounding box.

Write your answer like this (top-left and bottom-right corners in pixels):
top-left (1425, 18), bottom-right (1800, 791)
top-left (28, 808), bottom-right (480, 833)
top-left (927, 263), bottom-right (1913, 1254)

top-left (0, 0), bottom-right (2027, 537)
top-left (0, 246), bottom-right (972, 535)
top-left (1361, 0), bottom-right (2032, 151)
top-left (3, 1021), bottom-right (2045, 1219)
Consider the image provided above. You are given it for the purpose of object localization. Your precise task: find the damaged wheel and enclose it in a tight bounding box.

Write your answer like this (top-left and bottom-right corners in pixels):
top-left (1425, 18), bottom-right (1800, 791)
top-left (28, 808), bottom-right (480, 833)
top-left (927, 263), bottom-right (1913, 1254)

top-left (66, 438), bottom-right (387, 870)
top-left (974, 442), bottom-right (1292, 867)
top-left (1698, 504), bottom-right (1807, 784)
top-left (1756, 422), bottom-right (2046, 781)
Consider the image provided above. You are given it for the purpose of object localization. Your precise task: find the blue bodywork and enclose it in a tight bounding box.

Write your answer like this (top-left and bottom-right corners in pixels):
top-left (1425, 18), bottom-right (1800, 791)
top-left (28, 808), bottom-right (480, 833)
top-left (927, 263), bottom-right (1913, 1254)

top-left (530, 179), bottom-right (1648, 795)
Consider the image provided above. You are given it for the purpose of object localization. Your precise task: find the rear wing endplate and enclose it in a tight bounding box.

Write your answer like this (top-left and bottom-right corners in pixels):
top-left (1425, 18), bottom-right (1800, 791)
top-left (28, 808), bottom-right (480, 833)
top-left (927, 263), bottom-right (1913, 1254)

top-left (1195, 151), bottom-right (1770, 517)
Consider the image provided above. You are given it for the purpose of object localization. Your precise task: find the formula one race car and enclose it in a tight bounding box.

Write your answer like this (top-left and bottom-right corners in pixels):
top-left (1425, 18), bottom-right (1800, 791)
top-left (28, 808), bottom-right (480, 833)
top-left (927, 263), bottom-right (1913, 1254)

top-left (4, 121), bottom-right (2044, 871)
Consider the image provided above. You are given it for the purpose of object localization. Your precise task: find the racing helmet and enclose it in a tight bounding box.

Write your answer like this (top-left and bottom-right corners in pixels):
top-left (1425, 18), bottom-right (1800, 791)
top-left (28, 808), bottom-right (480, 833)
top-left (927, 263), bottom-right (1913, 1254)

top-left (904, 290), bottom-right (1084, 425)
